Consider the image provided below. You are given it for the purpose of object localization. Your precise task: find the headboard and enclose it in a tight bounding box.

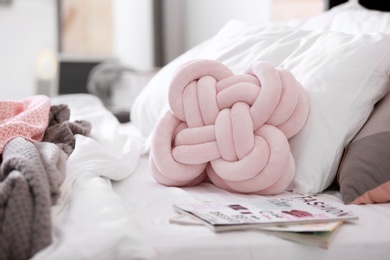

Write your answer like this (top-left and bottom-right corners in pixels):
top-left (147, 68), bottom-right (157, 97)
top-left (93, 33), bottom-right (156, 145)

top-left (328, 0), bottom-right (390, 11)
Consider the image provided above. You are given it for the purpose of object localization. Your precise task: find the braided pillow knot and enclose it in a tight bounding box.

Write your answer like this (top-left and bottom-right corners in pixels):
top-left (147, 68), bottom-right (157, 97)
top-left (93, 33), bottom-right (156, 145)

top-left (150, 59), bottom-right (309, 195)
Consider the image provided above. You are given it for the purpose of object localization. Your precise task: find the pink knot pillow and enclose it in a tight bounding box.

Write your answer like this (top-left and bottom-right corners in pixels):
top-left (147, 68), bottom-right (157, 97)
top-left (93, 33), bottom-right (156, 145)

top-left (149, 59), bottom-right (309, 195)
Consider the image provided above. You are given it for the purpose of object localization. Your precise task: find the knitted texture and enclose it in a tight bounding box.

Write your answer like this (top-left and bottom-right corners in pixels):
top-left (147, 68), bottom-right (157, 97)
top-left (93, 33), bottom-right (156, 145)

top-left (35, 142), bottom-right (67, 205)
top-left (150, 59), bottom-right (310, 195)
top-left (0, 95), bottom-right (51, 153)
top-left (0, 137), bottom-right (67, 260)
top-left (43, 104), bottom-right (92, 155)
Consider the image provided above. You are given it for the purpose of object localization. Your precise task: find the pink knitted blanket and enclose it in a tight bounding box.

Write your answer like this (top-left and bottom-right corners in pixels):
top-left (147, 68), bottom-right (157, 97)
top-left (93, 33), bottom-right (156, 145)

top-left (0, 95), bottom-right (51, 153)
top-left (150, 59), bottom-right (310, 195)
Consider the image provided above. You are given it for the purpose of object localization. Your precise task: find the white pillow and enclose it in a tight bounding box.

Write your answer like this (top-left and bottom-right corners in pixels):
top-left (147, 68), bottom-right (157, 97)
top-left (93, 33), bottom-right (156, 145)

top-left (289, 0), bottom-right (390, 34)
top-left (131, 1), bottom-right (369, 139)
top-left (131, 21), bottom-right (390, 194)
top-left (284, 0), bottom-right (364, 31)
top-left (131, 39), bottom-right (212, 139)
top-left (329, 7), bottom-right (390, 34)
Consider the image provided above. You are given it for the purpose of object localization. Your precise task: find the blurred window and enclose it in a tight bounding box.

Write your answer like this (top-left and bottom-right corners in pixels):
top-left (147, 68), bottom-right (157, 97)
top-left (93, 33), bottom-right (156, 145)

top-left (59, 0), bottom-right (113, 56)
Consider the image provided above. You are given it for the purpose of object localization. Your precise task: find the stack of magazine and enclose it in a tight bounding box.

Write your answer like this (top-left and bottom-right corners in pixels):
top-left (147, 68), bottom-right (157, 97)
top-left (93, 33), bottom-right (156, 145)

top-left (170, 194), bottom-right (358, 249)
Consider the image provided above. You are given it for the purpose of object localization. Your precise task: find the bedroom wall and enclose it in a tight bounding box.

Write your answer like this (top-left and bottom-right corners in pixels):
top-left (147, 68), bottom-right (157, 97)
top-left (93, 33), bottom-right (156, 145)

top-left (0, 0), bottom-right (57, 100)
top-left (112, 0), bottom-right (155, 71)
top-left (162, 0), bottom-right (270, 64)
top-left (162, 0), bottom-right (324, 64)
top-left (184, 0), bottom-right (270, 51)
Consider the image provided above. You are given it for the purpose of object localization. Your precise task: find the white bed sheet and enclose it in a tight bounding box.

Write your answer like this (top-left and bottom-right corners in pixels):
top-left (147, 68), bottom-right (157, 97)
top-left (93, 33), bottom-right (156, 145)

top-left (114, 155), bottom-right (390, 260)
top-left (32, 94), bottom-right (390, 260)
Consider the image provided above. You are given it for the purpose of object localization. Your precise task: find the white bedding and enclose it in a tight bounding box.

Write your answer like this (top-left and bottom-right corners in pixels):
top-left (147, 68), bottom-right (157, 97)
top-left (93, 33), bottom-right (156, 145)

top-left (31, 94), bottom-right (390, 260)
top-left (32, 94), bottom-right (154, 259)
top-left (115, 155), bottom-right (390, 260)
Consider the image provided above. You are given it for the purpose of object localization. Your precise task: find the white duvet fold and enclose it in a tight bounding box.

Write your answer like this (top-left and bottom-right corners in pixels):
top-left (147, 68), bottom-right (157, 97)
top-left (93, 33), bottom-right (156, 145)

top-left (32, 135), bottom-right (155, 260)
top-left (31, 94), bottom-right (155, 260)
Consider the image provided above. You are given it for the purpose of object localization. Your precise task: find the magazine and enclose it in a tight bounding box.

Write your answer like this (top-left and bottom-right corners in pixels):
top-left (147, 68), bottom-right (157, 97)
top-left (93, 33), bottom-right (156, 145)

top-left (169, 213), bottom-right (342, 232)
top-left (169, 213), bottom-right (343, 248)
top-left (172, 194), bottom-right (358, 233)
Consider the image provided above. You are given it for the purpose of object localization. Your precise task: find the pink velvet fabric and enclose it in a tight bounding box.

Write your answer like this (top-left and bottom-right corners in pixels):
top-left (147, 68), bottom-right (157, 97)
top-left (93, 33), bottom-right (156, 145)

top-left (0, 95), bottom-right (51, 153)
top-left (150, 59), bottom-right (309, 195)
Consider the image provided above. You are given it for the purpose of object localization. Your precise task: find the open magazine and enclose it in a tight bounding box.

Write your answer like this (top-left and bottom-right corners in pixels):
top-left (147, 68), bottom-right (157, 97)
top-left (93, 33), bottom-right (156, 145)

top-left (172, 194), bottom-right (358, 232)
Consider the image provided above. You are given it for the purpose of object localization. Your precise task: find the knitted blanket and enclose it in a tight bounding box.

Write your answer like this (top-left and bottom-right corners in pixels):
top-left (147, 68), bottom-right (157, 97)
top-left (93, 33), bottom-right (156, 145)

top-left (0, 137), bottom-right (67, 260)
top-left (0, 105), bottom-right (91, 260)
top-left (0, 95), bottom-right (51, 153)
top-left (149, 59), bottom-right (310, 195)
top-left (43, 104), bottom-right (92, 156)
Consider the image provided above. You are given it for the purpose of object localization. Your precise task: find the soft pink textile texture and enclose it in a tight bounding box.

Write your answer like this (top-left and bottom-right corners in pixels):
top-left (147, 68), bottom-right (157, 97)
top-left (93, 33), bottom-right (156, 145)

top-left (150, 59), bottom-right (309, 195)
top-left (0, 95), bottom-right (51, 153)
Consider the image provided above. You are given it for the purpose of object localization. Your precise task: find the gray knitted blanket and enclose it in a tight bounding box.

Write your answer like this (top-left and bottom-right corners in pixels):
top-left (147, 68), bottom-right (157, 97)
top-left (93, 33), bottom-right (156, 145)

top-left (43, 104), bottom-right (92, 156)
top-left (0, 104), bottom-right (92, 259)
top-left (0, 137), bottom-right (67, 260)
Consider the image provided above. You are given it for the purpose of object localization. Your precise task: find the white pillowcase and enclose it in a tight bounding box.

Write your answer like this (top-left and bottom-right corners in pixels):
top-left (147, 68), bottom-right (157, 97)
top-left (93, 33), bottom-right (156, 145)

top-left (131, 20), bottom-right (390, 194)
top-left (290, 0), bottom-right (390, 34)
top-left (329, 7), bottom-right (390, 34)
top-left (131, 40), bottom-right (217, 140)
top-left (131, 0), bottom-right (388, 140)
top-left (284, 0), bottom-right (364, 30)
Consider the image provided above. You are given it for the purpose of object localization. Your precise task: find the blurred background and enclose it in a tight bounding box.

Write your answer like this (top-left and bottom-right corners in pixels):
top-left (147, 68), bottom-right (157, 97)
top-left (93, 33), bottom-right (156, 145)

top-left (0, 0), bottom-right (324, 119)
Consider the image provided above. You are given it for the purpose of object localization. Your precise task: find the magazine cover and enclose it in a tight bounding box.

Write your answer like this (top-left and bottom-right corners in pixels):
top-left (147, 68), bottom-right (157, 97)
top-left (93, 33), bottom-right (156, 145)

top-left (173, 194), bottom-right (358, 232)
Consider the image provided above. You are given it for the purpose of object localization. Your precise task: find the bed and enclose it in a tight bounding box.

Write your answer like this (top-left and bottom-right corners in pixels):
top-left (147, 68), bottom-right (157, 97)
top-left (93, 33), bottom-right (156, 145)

top-left (3, 0), bottom-right (390, 259)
